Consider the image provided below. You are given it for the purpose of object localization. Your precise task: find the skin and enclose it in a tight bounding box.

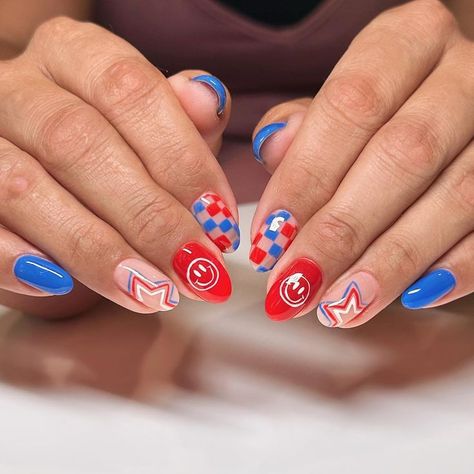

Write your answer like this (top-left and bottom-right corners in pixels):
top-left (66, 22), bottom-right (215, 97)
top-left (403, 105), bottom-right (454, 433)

top-left (0, 0), bottom-right (235, 317)
top-left (253, 0), bottom-right (474, 327)
top-left (0, 0), bottom-right (471, 319)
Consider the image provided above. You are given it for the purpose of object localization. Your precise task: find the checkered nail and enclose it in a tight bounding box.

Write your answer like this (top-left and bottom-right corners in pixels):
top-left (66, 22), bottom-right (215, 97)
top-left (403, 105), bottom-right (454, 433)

top-left (249, 210), bottom-right (298, 272)
top-left (191, 192), bottom-right (240, 253)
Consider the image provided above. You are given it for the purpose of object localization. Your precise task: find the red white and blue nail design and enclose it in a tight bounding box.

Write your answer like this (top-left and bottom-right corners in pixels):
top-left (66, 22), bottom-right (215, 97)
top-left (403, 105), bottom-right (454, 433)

top-left (252, 122), bottom-right (287, 164)
top-left (115, 259), bottom-right (179, 312)
top-left (317, 272), bottom-right (379, 328)
top-left (192, 192), bottom-right (240, 253)
top-left (192, 74), bottom-right (227, 117)
top-left (249, 209), bottom-right (298, 272)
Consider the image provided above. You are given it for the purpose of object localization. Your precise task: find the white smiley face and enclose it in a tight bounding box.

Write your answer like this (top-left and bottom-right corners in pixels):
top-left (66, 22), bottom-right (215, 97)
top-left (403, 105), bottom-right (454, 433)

top-left (279, 272), bottom-right (310, 307)
top-left (187, 258), bottom-right (220, 291)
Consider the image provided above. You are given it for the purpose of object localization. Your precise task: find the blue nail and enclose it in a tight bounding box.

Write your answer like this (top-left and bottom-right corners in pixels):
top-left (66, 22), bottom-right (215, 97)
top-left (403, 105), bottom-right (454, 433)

top-left (191, 74), bottom-right (227, 117)
top-left (401, 269), bottom-right (456, 310)
top-left (252, 122), bottom-right (287, 164)
top-left (14, 255), bottom-right (74, 295)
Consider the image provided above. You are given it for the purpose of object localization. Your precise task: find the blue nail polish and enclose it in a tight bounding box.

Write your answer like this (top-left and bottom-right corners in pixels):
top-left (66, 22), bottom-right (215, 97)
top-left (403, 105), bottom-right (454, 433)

top-left (401, 269), bottom-right (456, 310)
top-left (14, 255), bottom-right (74, 295)
top-left (191, 74), bottom-right (227, 117)
top-left (252, 122), bottom-right (287, 164)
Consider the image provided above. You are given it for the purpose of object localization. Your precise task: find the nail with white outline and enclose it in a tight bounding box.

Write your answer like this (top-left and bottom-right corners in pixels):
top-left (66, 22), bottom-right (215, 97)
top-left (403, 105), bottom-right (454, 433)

top-left (115, 259), bottom-right (179, 311)
top-left (317, 272), bottom-right (379, 328)
top-left (191, 74), bottom-right (227, 117)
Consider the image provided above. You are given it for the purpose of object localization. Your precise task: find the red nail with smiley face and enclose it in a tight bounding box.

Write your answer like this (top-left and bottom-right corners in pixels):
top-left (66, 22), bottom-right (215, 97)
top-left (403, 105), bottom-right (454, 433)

top-left (265, 258), bottom-right (323, 321)
top-left (173, 242), bottom-right (232, 303)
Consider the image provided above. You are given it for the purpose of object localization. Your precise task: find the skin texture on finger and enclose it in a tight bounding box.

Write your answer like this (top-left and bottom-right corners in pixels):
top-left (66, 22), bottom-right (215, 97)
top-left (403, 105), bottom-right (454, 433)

top-left (23, 17), bottom-right (238, 229)
top-left (0, 139), bottom-right (184, 313)
top-left (168, 69), bottom-right (231, 155)
top-left (250, 0), bottom-right (457, 269)
top-left (265, 35), bottom-right (474, 314)
top-left (402, 231), bottom-right (474, 309)
top-left (318, 140), bottom-right (474, 329)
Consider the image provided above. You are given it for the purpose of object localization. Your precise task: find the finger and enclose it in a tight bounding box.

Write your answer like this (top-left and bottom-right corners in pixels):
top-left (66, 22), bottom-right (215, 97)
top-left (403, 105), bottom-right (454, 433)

top-left (0, 227), bottom-right (73, 297)
top-left (401, 232), bottom-right (474, 309)
top-left (251, 98), bottom-right (309, 173)
top-left (168, 70), bottom-right (231, 155)
top-left (25, 17), bottom-right (239, 253)
top-left (250, 1), bottom-right (457, 272)
top-left (0, 138), bottom-right (182, 313)
top-left (264, 34), bottom-right (474, 320)
top-left (315, 140), bottom-right (474, 328)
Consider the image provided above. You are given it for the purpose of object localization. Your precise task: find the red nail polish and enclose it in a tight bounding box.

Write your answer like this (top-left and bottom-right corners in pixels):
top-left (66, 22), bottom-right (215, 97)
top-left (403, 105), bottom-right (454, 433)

top-left (265, 258), bottom-right (323, 321)
top-left (173, 241), bottom-right (232, 303)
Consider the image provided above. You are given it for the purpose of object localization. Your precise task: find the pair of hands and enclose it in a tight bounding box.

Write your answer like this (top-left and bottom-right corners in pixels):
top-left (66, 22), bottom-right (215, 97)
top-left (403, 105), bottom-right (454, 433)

top-left (1, 0), bottom-right (473, 328)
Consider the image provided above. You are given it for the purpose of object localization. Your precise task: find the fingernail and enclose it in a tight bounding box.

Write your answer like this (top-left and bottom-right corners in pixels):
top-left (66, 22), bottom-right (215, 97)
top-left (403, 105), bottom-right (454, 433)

top-left (173, 241), bottom-right (232, 303)
top-left (115, 259), bottom-right (179, 311)
top-left (249, 209), bottom-right (298, 272)
top-left (13, 255), bottom-right (74, 295)
top-left (252, 122), bottom-right (287, 164)
top-left (265, 258), bottom-right (323, 321)
top-left (401, 269), bottom-right (456, 310)
top-left (191, 192), bottom-right (240, 253)
top-left (191, 74), bottom-right (227, 116)
top-left (317, 272), bottom-right (379, 328)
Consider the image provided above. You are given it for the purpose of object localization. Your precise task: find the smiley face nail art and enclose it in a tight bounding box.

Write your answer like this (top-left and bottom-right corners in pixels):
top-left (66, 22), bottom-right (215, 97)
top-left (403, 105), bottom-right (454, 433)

top-left (173, 242), bottom-right (232, 303)
top-left (265, 258), bottom-right (323, 321)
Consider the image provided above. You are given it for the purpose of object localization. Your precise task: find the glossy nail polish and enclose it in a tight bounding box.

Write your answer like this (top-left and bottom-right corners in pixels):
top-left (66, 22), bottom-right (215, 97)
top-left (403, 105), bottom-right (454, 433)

top-left (115, 259), bottom-right (179, 311)
top-left (173, 242), bottom-right (232, 303)
top-left (250, 209), bottom-right (298, 272)
top-left (192, 74), bottom-right (227, 116)
top-left (317, 272), bottom-right (379, 328)
top-left (252, 122), bottom-right (287, 164)
top-left (191, 192), bottom-right (240, 253)
top-left (265, 258), bottom-right (323, 321)
top-left (401, 269), bottom-right (456, 310)
top-left (13, 255), bottom-right (74, 295)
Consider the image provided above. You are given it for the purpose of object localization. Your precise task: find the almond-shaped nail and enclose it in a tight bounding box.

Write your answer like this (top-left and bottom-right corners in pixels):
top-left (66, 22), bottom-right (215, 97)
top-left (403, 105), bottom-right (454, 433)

top-left (115, 259), bottom-right (179, 311)
top-left (249, 209), bottom-right (298, 272)
top-left (173, 241), bottom-right (232, 303)
top-left (191, 74), bottom-right (227, 116)
top-left (191, 192), bottom-right (240, 253)
top-left (265, 258), bottom-right (323, 321)
top-left (252, 122), bottom-right (287, 165)
top-left (317, 272), bottom-right (379, 328)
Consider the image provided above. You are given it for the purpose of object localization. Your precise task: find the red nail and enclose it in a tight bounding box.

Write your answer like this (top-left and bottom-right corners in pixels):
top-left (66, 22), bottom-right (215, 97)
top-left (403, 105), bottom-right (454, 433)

top-left (173, 241), bottom-right (232, 303)
top-left (265, 258), bottom-right (323, 321)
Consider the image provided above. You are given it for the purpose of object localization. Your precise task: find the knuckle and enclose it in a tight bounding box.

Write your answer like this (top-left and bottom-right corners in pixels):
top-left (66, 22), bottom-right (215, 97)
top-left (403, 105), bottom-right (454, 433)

top-left (0, 142), bottom-right (38, 202)
top-left (373, 118), bottom-right (442, 181)
top-left (31, 16), bottom-right (79, 45)
top-left (39, 103), bottom-right (108, 172)
top-left (125, 190), bottom-right (184, 246)
top-left (309, 209), bottom-right (363, 263)
top-left (381, 234), bottom-right (422, 276)
top-left (321, 74), bottom-right (389, 131)
top-left (444, 166), bottom-right (474, 214)
top-left (93, 57), bottom-right (162, 115)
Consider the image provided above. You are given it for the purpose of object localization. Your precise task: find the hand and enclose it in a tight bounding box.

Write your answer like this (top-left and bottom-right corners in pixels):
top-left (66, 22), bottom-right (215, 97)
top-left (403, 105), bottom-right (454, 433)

top-left (0, 17), bottom-right (239, 316)
top-left (250, 0), bottom-right (474, 327)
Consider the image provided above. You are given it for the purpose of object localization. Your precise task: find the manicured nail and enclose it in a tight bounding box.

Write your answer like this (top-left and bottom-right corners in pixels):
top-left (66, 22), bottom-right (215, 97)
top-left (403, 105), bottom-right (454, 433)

top-left (252, 122), bottom-right (287, 164)
top-left (317, 272), bottom-right (379, 328)
top-left (401, 269), bottom-right (456, 310)
top-left (13, 255), bottom-right (74, 295)
top-left (191, 74), bottom-right (227, 116)
top-left (115, 259), bottom-right (179, 311)
top-left (191, 192), bottom-right (240, 253)
top-left (265, 258), bottom-right (323, 321)
top-left (173, 241), bottom-right (232, 303)
top-left (249, 209), bottom-right (298, 272)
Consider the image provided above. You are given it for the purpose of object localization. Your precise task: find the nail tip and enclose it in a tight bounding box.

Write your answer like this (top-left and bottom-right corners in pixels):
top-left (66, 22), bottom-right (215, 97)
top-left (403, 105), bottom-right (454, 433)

top-left (252, 122), bottom-right (287, 165)
top-left (191, 74), bottom-right (227, 116)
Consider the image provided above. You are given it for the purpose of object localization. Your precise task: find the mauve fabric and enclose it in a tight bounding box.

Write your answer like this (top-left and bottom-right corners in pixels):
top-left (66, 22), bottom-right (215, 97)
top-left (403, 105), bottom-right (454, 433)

top-left (94, 0), bottom-right (406, 201)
